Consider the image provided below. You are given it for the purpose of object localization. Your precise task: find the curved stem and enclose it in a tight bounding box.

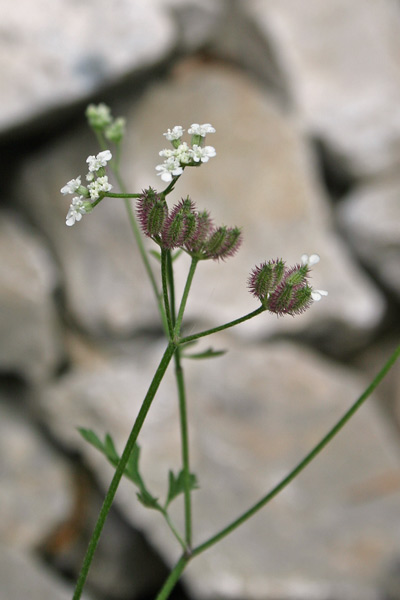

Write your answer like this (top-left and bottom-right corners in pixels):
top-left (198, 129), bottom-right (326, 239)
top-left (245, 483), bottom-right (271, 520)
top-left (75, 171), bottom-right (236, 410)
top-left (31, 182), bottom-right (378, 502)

top-left (72, 343), bottom-right (176, 600)
top-left (179, 306), bottom-right (265, 345)
top-left (155, 554), bottom-right (191, 600)
top-left (192, 343), bottom-right (400, 558)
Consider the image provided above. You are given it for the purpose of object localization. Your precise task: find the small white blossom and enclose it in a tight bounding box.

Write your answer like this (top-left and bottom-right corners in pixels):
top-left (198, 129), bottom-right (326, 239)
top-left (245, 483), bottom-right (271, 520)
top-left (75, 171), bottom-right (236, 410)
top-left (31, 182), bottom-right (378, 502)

top-left (86, 150), bottom-right (112, 172)
top-left (175, 142), bottom-right (193, 164)
top-left (88, 175), bottom-right (113, 200)
top-left (60, 176), bottom-right (81, 195)
top-left (301, 254), bottom-right (320, 267)
top-left (86, 172), bottom-right (95, 182)
top-left (191, 144), bottom-right (216, 163)
top-left (163, 126), bottom-right (184, 141)
top-left (188, 123), bottom-right (216, 136)
top-left (311, 289), bottom-right (328, 302)
top-left (155, 157), bottom-right (184, 182)
top-left (66, 196), bottom-right (87, 226)
top-left (159, 148), bottom-right (176, 159)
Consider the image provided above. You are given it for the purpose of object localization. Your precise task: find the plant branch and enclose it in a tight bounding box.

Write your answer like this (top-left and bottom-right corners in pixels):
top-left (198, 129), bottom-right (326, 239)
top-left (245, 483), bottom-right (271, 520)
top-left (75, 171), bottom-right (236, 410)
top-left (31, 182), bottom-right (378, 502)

top-left (191, 343), bottom-right (400, 557)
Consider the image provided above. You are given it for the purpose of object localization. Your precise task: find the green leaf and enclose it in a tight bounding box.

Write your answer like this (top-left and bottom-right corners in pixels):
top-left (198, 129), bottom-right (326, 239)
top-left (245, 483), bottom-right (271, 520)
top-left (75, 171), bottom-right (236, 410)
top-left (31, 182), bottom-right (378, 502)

top-left (182, 347), bottom-right (227, 360)
top-left (149, 249), bottom-right (161, 262)
top-left (165, 470), bottom-right (199, 507)
top-left (78, 428), bottom-right (104, 453)
top-left (171, 249), bottom-right (183, 262)
top-left (104, 434), bottom-right (119, 464)
top-left (137, 489), bottom-right (160, 510)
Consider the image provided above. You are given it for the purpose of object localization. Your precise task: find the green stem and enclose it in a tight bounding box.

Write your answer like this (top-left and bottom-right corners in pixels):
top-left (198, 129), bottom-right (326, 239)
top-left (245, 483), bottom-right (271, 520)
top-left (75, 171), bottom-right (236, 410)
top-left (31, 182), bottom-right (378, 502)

top-left (72, 343), bottom-right (176, 600)
top-left (161, 175), bottom-right (181, 197)
top-left (174, 350), bottom-right (193, 547)
top-left (105, 192), bottom-right (143, 198)
top-left (161, 249), bottom-right (174, 338)
top-left (166, 251), bottom-right (176, 327)
top-left (155, 554), bottom-right (190, 600)
top-left (179, 306), bottom-right (265, 345)
top-left (161, 509), bottom-right (188, 552)
top-left (192, 343), bottom-right (400, 558)
top-left (166, 250), bottom-right (193, 547)
top-left (173, 257), bottom-right (199, 339)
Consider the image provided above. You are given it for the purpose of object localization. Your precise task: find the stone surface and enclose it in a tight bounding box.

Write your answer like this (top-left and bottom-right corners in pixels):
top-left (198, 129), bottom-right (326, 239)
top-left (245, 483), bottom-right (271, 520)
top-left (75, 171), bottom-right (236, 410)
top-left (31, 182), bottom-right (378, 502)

top-left (0, 395), bottom-right (73, 551)
top-left (244, 0), bottom-right (400, 179)
top-left (16, 61), bottom-right (385, 349)
top-left (0, 211), bottom-right (63, 382)
top-left (40, 338), bottom-right (400, 599)
top-left (337, 176), bottom-right (400, 299)
top-left (0, 0), bottom-right (175, 134)
top-left (15, 129), bottom-right (159, 337)
top-left (0, 545), bottom-right (82, 600)
top-left (119, 61), bottom-right (384, 348)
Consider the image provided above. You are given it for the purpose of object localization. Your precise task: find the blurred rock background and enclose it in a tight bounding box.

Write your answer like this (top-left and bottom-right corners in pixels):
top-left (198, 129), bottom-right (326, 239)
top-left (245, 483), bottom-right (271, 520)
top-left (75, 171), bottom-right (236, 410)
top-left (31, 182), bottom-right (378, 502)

top-left (1, 1), bottom-right (400, 599)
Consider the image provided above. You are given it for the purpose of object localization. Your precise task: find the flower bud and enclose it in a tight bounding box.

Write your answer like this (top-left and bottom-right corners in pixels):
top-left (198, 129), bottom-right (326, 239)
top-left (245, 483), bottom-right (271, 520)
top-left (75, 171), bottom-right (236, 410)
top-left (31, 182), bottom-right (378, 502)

top-left (161, 198), bottom-right (197, 249)
top-left (105, 117), bottom-right (126, 143)
top-left (137, 188), bottom-right (168, 238)
top-left (204, 226), bottom-right (242, 260)
top-left (248, 259), bottom-right (285, 300)
top-left (248, 256), bottom-right (325, 316)
top-left (86, 103), bottom-right (112, 131)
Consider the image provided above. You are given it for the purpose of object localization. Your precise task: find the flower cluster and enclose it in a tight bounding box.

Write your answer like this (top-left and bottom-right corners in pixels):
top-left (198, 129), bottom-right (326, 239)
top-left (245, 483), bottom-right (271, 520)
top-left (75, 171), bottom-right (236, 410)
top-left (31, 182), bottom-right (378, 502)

top-left (156, 124), bottom-right (216, 183)
top-left (248, 254), bottom-right (327, 316)
top-left (137, 188), bottom-right (242, 261)
top-left (61, 150), bottom-right (113, 226)
top-left (86, 103), bottom-right (126, 143)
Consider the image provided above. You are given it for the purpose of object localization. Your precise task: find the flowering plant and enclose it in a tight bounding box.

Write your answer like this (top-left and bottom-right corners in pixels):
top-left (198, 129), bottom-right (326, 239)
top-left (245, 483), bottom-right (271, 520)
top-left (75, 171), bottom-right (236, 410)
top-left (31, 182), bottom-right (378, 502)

top-left (62, 104), bottom-right (399, 600)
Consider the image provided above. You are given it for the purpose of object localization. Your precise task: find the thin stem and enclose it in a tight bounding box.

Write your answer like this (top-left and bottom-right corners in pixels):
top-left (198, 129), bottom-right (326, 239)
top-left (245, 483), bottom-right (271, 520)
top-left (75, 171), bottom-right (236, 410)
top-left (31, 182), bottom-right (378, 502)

top-left (173, 258), bottom-right (199, 339)
top-left (112, 167), bottom-right (168, 335)
top-left (166, 251), bottom-right (176, 327)
top-left (174, 350), bottom-right (192, 547)
top-left (179, 306), bottom-right (265, 345)
top-left (161, 509), bottom-right (188, 552)
top-left (161, 249), bottom-right (174, 338)
top-left (104, 192), bottom-right (143, 198)
top-left (155, 554), bottom-right (190, 600)
top-left (72, 343), bottom-right (176, 600)
top-left (192, 343), bottom-right (400, 558)
top-left (161, 175), bottom-right (181, 197)
top-left (166, 249), bottom-right (193, 547)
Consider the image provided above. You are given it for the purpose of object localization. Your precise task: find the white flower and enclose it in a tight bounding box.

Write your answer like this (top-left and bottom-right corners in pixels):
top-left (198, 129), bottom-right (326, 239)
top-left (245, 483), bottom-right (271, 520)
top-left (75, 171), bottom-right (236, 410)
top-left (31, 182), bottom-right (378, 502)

top-left (88, 175), bottom-right (113, 200)
top-left (175, 142), bottom-right (193, 164)
top-left (86, 150), bottom-right (112, 172)
top-left (191, 144), bottom-right (216, 163)
top-left (301, 254), bottom-right (320, 267)
top-left (66, 196), bottom-right (87, 226)
top-left (188, 123), bottom-right (216, 136)
top-left (311, 289), bottom-right (328, 302)
top-left (60, 176), bottom-right (81, 195)
top-left (159, 148), bottom-right (176, 158)
top-left (155, 157), bottom-right (184, 182)
top-left (163, 126), bottom-right (184, 141)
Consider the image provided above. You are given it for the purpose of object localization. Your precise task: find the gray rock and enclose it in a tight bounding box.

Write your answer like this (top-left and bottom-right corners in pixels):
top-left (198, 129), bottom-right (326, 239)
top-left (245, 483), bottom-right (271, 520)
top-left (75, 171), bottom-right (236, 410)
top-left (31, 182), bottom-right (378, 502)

top-left (0, 545), bottom-right (83, 600)
top-left (0, 0), bottom-right (175, 133)
top-left (40, 338), bottom-right (400, 599)
top-left (15, 130), bottom-right (159, 337)
top-left (0, 211), bottom-right (63, 382)
top-left (0, 397), bottom-right (73, 551)
top-left (15, 62), bottom-right (384, 349)
top-left (119, 62), bottom-right (384, 347)
top-left (243, 0), bottom-right (400, 179)
top-left (337, 176), bottom-right (400, 299)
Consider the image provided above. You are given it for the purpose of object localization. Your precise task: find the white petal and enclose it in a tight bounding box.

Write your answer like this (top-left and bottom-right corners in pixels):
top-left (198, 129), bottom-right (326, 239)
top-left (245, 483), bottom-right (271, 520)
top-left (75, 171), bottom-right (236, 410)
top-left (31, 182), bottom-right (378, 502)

top-left (308, 254), bottom-right (320, 266)
top-left (311, 289), bottom-right (328, 301)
